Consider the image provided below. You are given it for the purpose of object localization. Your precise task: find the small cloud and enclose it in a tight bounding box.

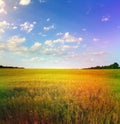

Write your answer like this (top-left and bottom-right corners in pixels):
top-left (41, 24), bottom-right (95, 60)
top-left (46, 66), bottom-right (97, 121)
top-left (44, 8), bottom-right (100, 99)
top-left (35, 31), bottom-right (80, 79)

top-left (93, 38), bottom-right (99, 42)
top-left (20, 21), bottom-right (36, 33)
top-left (43, 24), bottom-right (55, 31)
top-left (0, 0), bottom-right (7, 14)
top-left (63, 32), bottom-right (83, 43)
top-left (46, 18), bottom-right (50, 22)
top-left (0, 28), bottom-right (5, 33)
top-left (56, 32), bottom-right (63, 36)
top-left (30, 42), bottom-right (42, 51)
top-left (101, 16), bottom-right (110, 22)
top-left (13, 6), bottom-right (18, 10)
top-left (53, 39), bottom-right (64, 44)
top-left (12, 26), bottom-right (18, 30)
top-left (7, 35), bottom-right (27, 52)
top-left (44, 40), bottom-right (53, 46)
top-left (0, 20), bottom-right (10, 33)
top-left (19, 0), bottom-right (31, 5)
top-left (78, 37), bottom-right (83, 42)
top-left (39, 0), bottom-right (46, 3)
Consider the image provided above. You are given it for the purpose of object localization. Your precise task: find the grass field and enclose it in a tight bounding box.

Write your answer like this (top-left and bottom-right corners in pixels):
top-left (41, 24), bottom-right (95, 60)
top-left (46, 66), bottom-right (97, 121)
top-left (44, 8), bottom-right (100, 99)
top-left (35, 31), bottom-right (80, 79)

top-left (0, 69), bottom-right (120, 124)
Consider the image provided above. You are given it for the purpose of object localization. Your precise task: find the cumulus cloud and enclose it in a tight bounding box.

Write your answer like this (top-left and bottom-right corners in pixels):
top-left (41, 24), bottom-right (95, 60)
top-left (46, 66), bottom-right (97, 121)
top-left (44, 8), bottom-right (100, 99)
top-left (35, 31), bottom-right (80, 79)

top-left (0, 0), bottom-right (7, 14)
top-left (44, 32), bottom-right (82, 46)
top-left (0, 32), bottom-right (83, 61)
top-left (0, 20), bottom-right (10, 33)
top-left (19, 0), bottom-right (31, 5)
top-left (53, 39), bottom-right (64, 44)
top-left (63, 32), bottom-right (83, 43)
top-left (44, 40), bottom-right (53, 46)
top-left (30, 42), bottom-right (42, 51)
top-left (7, 36), bottom-right (27, 52)
top-left (43, 24), bottom-right (55, 31)
top-left (20, 21), bottom-right (36, 33)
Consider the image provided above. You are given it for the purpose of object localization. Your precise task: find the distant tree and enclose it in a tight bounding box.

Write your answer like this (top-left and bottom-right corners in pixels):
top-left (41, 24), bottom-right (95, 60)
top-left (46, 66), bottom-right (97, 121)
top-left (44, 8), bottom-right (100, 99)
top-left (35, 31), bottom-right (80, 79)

top-left (87, 62), bottom-right (119, 69)
top-left (109, 62), bottom-right (119, 69)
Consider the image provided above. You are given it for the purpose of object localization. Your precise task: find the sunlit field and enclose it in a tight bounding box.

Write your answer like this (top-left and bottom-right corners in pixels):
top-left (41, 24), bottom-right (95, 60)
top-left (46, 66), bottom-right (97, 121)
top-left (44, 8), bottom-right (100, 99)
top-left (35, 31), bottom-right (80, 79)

top-left (0, 69), bottom-right (120, 124)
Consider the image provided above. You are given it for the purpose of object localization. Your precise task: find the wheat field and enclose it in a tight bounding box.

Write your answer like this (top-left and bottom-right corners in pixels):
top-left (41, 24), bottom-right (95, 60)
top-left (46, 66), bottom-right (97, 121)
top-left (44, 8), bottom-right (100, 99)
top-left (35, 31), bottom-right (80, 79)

top-left (0, 69), bottom-right (120, 124)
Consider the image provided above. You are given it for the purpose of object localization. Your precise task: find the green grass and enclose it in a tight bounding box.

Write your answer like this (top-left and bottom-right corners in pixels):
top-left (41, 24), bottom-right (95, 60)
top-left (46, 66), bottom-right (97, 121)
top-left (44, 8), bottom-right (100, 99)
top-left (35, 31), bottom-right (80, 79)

top-left (0, 69), bottom-right (120, 124)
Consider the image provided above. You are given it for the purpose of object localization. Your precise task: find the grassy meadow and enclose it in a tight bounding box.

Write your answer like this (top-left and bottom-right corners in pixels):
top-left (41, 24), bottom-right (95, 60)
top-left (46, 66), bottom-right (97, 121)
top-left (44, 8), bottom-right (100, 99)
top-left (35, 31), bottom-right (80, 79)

top-left (0, 69), bottom-right (120, 124)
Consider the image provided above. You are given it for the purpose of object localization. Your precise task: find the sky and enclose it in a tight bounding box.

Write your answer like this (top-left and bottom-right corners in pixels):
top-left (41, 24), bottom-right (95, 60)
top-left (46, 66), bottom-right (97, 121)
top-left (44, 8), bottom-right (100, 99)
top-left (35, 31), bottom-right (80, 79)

top-left (0, 0), bottom-right (120, 68)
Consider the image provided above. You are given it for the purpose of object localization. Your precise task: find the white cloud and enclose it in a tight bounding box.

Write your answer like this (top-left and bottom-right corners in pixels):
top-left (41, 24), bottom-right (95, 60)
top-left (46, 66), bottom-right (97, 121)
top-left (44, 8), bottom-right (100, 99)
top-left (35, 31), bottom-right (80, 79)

top-left (53, 39), bottom-right (64, 44)
top-left (0, 0), bottom-right (7, 14)
top-left (0, 20), bottom-right (10, 33)
top-left (56, 32), bottom-right (63, 36)
top-left (101, 16), bottom-right (110, 22)
top-left (43, 24), bottom-right (55, 31)
top-left (30, 42), bottom-right (42, 51)
top-left (20, 21), bottom-right (36, 33)
top-left (0, 20), bottom-right (9, 27)
top-left (12, 26), bottom-right (18, 30)
top-left (46, 18), bottom-right (50, 22)
top-left (63, 32), bottom-right (83, 43)
top-left (44, 40), bottom-right (53, 46)
top-left (19, 0), bottom-right (31, 5)
top-left (0, 28), bottom-right (5, 33)
top-left (62, 45), bottom-right (71, 50)
top-left (39, 0), bottom-right (46, 3)
top-left (7, 36), bottom-right (27, 52)
top-left (0, 32), bottom-right (83, 62)
top-left (93, 38), bottom-right (99, 42)
top-left (13, 6), bottom-right (18, 10)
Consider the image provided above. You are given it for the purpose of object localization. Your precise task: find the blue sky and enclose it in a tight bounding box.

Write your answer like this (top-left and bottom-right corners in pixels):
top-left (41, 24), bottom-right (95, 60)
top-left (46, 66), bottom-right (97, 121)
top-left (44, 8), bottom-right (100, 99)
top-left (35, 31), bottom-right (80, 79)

top-left (0, 0), bottom-right (120, 68)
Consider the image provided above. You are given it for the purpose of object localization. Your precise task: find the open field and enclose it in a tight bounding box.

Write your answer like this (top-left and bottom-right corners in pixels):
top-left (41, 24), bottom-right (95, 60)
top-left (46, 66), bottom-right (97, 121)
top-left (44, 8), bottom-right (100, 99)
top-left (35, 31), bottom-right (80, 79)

top-left (0, 69), bottom-right (120, 124)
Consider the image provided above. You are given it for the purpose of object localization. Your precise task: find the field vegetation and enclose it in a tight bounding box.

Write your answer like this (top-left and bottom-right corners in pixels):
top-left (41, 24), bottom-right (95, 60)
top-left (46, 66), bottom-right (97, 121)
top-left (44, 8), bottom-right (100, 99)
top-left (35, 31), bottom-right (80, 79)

top-left (0, 69), bottom-right (120, 124)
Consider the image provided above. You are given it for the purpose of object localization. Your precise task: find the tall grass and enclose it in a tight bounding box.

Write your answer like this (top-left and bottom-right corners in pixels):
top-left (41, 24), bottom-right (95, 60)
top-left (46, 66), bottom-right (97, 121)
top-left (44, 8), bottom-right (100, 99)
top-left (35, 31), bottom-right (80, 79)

top-left (0, 69), bottom-right (120, 124)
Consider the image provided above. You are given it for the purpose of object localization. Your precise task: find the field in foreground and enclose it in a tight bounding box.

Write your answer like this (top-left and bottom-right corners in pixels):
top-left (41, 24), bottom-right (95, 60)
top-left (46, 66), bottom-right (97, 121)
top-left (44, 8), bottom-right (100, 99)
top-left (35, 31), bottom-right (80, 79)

top-left (0, 69), bottom-right (120, 124)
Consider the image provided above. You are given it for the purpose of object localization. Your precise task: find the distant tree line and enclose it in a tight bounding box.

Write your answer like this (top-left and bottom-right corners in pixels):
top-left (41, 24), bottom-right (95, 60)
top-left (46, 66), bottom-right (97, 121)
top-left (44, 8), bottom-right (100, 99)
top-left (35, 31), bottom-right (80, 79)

top-left (0, 65), bottom-right (24, 69)
top-left (87, 62), bottom-right (120, 69)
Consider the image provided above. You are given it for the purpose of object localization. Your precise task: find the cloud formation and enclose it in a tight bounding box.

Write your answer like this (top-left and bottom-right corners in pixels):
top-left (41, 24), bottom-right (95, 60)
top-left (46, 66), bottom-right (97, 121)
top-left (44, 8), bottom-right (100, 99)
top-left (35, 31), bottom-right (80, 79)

top-left (0, 0), bottom-right (7, 14)
top-left (19, 0), bottom-right (31, 5)
top-left (30, 42), bottom-right (42, 51)
top-left (0, 32), bottom-right (82, 58)
top-left (43, 24), bottom-right (55, 31)
top-left (0, 20), bottom-right (10, 33)
top-left (7, 36), bottom-right (27, 52)
top-left (20, 21), bottom-right (36, 33)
